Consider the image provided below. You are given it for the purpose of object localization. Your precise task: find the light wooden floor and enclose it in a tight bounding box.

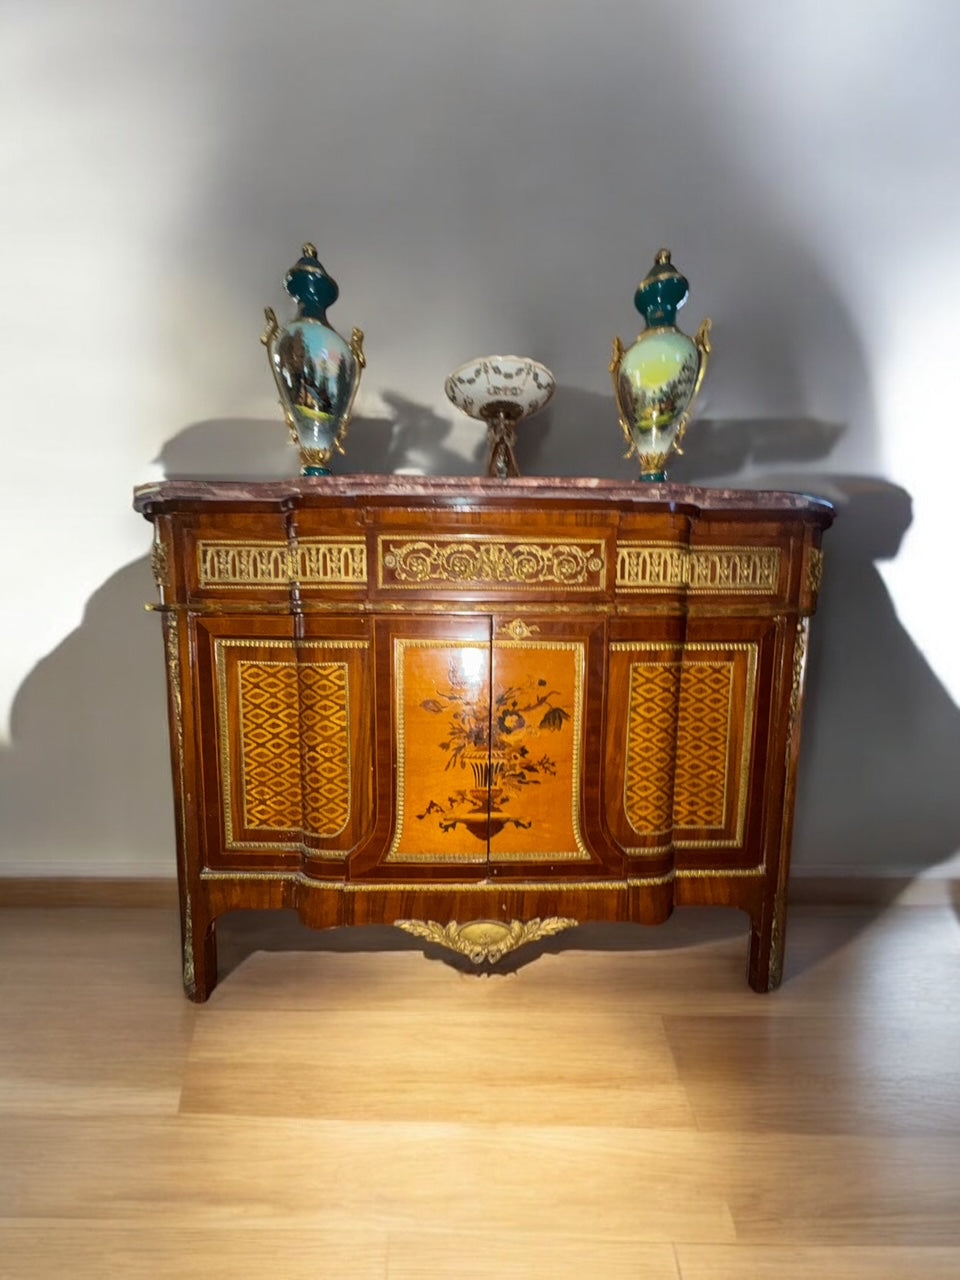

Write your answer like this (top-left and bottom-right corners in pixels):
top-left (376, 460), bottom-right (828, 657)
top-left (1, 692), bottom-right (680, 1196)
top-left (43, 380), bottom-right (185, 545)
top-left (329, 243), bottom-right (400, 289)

top-left (1, 900), bottom-right (959, 1279)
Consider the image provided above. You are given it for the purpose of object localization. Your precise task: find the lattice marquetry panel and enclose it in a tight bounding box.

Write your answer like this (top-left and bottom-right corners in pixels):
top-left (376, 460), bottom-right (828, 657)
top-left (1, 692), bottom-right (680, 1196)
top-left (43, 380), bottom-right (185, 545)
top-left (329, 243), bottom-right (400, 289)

top-left (620, 643), bottom-right (757, 847)
top-left (238, 661), bottom-right (350, 838)
top-left (623, 662), bottom-right (682, 837)
top-left (673, 663), bottom-right (734, 828)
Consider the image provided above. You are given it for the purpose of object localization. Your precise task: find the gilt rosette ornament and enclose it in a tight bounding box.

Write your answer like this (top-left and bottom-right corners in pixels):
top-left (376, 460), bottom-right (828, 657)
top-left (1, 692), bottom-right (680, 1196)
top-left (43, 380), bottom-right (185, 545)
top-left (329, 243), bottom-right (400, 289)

top-left (610, 249), bottom-right (712, 481)
top-left (261, 244), bottom-right (365, 476)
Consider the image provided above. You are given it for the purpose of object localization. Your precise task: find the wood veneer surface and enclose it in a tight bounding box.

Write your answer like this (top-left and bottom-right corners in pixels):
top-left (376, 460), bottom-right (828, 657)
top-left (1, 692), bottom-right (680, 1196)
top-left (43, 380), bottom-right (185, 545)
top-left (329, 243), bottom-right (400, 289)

top-left (136, 477), bottom-right (833, 998)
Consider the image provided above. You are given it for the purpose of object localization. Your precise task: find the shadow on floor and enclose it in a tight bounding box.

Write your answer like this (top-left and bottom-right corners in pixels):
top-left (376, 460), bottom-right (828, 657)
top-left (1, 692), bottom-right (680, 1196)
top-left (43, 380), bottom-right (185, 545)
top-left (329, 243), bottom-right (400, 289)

top-left (214, 907), bottom-right (754, 982)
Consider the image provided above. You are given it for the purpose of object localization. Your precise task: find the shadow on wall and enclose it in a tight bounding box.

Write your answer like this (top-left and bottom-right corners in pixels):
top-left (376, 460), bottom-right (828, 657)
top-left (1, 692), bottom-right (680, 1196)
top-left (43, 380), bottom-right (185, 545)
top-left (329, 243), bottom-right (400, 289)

top-left (2, 399), bottom-right (959, 985)
top-left (791, 475), bottom-right (960, 879)
top-left (0, 558), bottom-right (175, 876)
top-left (530, 395), bottom-right (960, 893)
top-left (2, 398), bottom-right (958, 889)
top-left (0, 396), bottom-right (473, 877)
top-left (517, 390), bottom-right (847, 482)
top-left (157, 396), bottom-right (476, 481)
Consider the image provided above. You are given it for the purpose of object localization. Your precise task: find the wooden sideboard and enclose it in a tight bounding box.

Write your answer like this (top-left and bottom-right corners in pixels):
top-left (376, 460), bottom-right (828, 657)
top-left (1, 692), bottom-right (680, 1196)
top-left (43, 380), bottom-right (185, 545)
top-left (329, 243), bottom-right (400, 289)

top-left (134, 476), bottom-right (832, 999)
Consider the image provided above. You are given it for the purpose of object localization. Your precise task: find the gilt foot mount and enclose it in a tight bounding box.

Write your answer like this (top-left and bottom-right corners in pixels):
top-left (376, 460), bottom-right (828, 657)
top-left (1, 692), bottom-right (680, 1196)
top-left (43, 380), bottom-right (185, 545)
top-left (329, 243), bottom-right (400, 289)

top-left (394, 918), bottom-right (579, 964)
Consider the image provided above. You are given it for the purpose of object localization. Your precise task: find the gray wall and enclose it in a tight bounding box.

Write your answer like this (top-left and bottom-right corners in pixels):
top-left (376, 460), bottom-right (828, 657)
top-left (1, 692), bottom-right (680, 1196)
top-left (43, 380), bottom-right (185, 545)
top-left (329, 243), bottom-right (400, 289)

top-left (2, 1), bottom-right (958, 879)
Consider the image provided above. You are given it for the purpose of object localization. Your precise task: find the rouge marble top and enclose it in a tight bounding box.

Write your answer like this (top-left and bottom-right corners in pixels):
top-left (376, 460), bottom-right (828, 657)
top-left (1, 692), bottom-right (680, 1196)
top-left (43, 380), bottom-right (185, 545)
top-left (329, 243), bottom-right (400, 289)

top-left (134, 475), bottom-right (834, 524)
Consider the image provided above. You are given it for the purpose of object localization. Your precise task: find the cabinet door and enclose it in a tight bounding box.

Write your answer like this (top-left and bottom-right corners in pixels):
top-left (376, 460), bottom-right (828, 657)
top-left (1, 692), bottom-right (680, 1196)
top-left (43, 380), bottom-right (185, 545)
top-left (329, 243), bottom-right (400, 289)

top-left (381, 616), bottom-right (494, 867)
top-left (486, 613), bottom-right (618, 872)
top-left (605, 617), bottom-right (777, 869)
top-left (360, 613), bottom-right (620, 875)
top-left (195, 614), bottom-right (374, 870)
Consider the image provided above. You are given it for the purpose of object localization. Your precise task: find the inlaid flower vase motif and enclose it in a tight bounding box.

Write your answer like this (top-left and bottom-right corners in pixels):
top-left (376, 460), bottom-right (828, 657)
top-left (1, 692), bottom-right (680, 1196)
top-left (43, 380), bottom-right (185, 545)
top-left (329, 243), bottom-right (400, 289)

top-left (261, 243), bottom-right (366, 476)
top-left (610, 249), bottom-right (712, 481)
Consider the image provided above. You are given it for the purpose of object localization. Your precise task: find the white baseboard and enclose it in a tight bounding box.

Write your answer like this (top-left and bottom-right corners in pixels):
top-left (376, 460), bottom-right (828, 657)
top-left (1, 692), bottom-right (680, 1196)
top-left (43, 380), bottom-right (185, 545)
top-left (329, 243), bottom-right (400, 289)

top-left (789, 871), bottom-right (959, 906)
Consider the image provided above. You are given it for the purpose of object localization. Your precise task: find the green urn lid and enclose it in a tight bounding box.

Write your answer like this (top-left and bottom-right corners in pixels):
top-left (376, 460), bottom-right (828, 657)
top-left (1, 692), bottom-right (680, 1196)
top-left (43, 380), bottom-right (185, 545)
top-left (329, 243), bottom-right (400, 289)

top-left (284, 242), bottom-right (340, 320)
top-left (633, 248), bottom-right (690, 328)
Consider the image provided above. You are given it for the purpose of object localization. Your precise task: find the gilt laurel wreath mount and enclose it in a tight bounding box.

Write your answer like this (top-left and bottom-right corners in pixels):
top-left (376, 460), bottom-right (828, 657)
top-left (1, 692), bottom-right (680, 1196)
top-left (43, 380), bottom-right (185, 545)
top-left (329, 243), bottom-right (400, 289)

top-left (394, 917), bottom-right (579, 964)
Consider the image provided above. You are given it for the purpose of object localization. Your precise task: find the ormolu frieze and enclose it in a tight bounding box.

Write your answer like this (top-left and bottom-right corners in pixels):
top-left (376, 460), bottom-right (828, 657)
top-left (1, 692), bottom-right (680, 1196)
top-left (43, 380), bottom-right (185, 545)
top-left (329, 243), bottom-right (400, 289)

top-left (616, 542), bottom-right (688, 591)
top-left (688, 546), bottom-right (780, 592)
top-left (616, 542), bottom-right (780, 593)
top-left (197, 539), bottom-right (367, 588)
top-left (378, 536), bottom-right (606, 590)
top-left (296, 540), bottom-right (367, 585)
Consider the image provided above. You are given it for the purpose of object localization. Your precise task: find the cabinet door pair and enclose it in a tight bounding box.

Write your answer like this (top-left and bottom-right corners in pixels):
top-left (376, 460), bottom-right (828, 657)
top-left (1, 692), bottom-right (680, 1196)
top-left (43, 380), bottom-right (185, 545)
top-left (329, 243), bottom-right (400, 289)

top-left (196, 611), bottom-right (771, 877)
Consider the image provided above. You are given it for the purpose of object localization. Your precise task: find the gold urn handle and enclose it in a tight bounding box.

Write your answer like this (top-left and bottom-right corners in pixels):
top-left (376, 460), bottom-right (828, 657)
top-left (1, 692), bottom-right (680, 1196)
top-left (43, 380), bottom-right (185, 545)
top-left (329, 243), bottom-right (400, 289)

top-left (350, 326), bottom-right (366, 370)
top-left (673, 317), bottom-right (713, 456)
top-left (261, 305), bottom-right (299, 444)
top-left (609, 334), bottom-right (636, 459)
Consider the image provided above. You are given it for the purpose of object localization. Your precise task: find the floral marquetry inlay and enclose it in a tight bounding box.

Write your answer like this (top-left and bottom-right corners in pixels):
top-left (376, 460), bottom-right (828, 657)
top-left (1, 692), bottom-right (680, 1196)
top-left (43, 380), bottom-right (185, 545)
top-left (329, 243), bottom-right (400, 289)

top-left (389, 637), bottom-right (589, 863)
top-left (378, 537), bottom-right (606, 590)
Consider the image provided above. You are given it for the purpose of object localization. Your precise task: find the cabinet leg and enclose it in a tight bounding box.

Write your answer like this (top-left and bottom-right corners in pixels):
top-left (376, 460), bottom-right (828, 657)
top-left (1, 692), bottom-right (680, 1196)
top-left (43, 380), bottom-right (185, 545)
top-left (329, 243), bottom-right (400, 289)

top-left (747, 897), bottom-right (786, 993)
top-left (185, 922), bottom-right (218, 1002)
top-left (181, 893), bottom-right (218, 1002)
